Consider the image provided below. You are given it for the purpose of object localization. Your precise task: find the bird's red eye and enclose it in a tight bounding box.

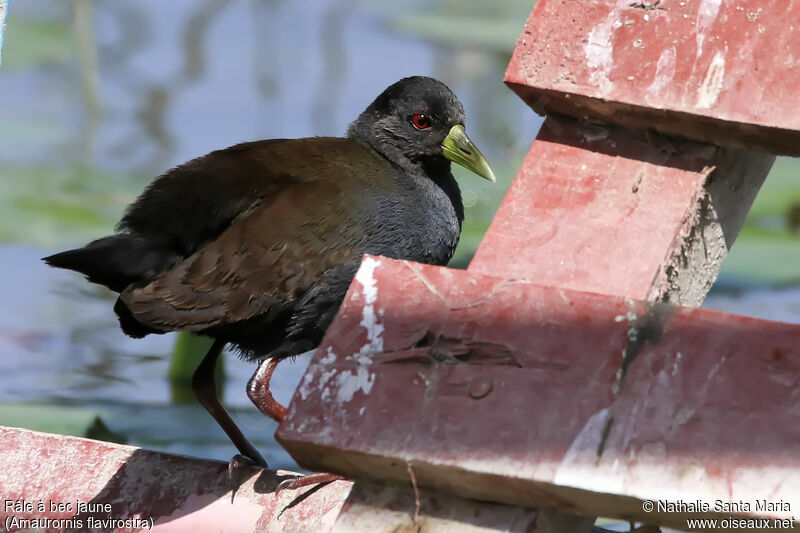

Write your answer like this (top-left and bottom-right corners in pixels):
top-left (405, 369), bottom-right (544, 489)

top-left (411, 113), bottom-right (432, 130)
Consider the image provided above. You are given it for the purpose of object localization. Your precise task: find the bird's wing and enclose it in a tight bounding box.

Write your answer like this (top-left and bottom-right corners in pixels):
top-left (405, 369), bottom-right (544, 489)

top-left (119, 140), bottom-right (385, 332)
top-left (119, 138), bottom-right (352, 256)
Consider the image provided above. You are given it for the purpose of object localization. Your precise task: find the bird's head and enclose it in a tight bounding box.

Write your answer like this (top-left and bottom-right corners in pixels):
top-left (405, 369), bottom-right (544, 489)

top-left (347, 76), bottom-right (495, 183)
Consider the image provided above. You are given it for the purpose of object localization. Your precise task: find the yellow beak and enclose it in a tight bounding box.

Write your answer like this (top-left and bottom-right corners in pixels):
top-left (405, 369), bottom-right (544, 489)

top-left (441, 125), bottom-right (496, 183)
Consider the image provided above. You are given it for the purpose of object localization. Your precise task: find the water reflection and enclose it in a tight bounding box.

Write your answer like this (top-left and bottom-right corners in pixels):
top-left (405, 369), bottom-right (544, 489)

top-left (0, 246), bottom-right (300, 467)
top-left (1, 0), bottom-right (536, 246)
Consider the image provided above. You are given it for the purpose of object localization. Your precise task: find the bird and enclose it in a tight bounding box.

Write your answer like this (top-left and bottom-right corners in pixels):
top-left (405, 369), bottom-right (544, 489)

top-left (44, 76), bottom-right (495, 477)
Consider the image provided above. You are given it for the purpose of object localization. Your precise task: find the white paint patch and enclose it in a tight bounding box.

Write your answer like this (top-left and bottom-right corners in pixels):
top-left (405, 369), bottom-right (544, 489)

top-left (552, 411), bottom-right (702, 502)
top-left (354, 257), bottom-right (384, 357)
top-left (554, 408), bottom-right (622, 492)
top-left (671, 351), bottom-right (683, 376)
top-left (318, 258), bottom-right (383, 405)
top-left (696, 49), bottom-right (726, 109)
top-left (696, 0), bottom-right (722, 59)
top-left (334, 365), bottom-right (375, 403)
top-left (297, 368), bottom-right (317, 400)
top-left (318, 368), bottom-right (337, 388)
top-left (585, 3), bottom-right (627, 95)
top-left (320, 346), bottom-right (336, 365)
top-left (647, 46), bottom-right (676, 96)
top-left (299, 352), bottom-right (336, 402)
top-left (319, 367), bottom-right (341, 401)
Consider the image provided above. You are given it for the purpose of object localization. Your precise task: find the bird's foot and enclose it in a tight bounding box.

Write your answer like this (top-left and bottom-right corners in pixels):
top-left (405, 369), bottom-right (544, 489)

top-left (276, 472), bottom-right (348, 492)
top-left (229, 452), bottom-right (267, 470)
top-left (227, 453), bottom-right (268, 497)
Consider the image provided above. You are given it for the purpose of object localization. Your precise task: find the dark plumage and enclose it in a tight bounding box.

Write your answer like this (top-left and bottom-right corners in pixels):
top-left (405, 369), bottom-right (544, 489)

top-left (44, 76), bottom-right (494, 468)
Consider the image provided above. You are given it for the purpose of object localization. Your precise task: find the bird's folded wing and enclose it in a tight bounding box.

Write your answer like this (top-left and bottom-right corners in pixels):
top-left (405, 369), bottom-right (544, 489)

top-left (118, 137), bottom-right (363, 258)
top-left (119, 177), bottom-right (366, 331)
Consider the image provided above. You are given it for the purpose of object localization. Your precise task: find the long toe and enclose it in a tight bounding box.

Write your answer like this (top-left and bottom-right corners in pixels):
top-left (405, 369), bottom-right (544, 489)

top-left (276, 472), bottom-right (348, 492)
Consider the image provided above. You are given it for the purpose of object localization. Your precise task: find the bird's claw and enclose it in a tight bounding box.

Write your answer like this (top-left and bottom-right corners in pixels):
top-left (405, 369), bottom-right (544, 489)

top-left (227, 453), bottom-right (268, 498)
top-left (276, 472), bottom-right (347, 492)
top-left (229, 453), bottom-right (267, 470)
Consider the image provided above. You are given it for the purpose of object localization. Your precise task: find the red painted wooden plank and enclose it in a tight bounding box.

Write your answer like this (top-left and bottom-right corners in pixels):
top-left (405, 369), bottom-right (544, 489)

top-left (331, 480), bottom-right (595, 533)
top-left (468, 115), bottom-right (773, 301)
top-left (277, 257), bottom-right (800, 530)
top-left (0, 426), bottom-right (351, 533)
top-left (506, 0), bottom-right (800, 154)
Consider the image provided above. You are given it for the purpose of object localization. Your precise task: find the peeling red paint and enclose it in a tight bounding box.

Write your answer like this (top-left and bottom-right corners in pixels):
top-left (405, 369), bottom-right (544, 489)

top-left (278, 258), bottom-right (800, 530)
top-left (0, 427), bottom-right (351, 533)
top-left (468, 116), bottom-right (726, 299)
top-left (505, 0), bottom-right (800, 154)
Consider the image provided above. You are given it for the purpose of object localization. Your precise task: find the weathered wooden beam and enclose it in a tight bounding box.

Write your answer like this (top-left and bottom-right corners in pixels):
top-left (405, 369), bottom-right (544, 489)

top-left (332, 480), bottom-right (596, 533)
top-left (277, 2), bottom-right (797, 532)
top-left (506, 0), bottom-right (800, 155)
top-left (278, 257), bottom-right (800, 531)
top-left (469, 115), bottom-right (774, 306)
top-left (0, 426), bottom-right (351, 532)
top-left (274, 1), bottom-right (800, 532)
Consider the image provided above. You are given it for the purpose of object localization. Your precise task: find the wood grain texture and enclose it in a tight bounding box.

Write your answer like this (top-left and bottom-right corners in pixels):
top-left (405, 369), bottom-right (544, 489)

top-left (505, 0), bottom-right (800, 155)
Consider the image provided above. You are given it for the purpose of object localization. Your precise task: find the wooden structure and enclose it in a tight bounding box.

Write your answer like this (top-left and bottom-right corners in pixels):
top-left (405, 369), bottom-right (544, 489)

top-left (0, 427), bottom-right (351, 532)
top-left (278, 1), bottom-right (800, 531)
top-left (2, 1), bottom-right (800, 532)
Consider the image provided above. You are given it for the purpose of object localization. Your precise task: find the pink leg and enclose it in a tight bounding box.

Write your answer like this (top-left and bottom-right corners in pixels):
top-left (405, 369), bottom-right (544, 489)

top-left (248, 358), bottom-right (350, 491)
top-left (247, 358), bottom-right (288, 423)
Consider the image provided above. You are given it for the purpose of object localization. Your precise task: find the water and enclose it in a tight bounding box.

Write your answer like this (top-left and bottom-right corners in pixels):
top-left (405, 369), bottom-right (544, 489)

top-left (0, 245), bottom-right (305, 468)
top-left (0, 0), bottom-right (798, 475)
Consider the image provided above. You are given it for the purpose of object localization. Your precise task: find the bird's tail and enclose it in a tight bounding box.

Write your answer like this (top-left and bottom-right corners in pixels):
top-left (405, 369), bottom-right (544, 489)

top-left (43, 234), bottom-right (179, 293)
top-left (44, 234), bottom-right (177, 338)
